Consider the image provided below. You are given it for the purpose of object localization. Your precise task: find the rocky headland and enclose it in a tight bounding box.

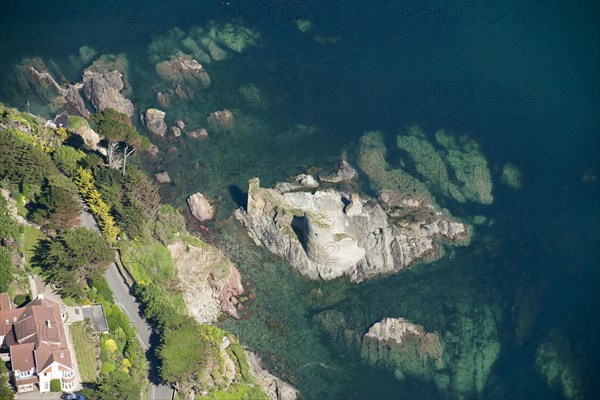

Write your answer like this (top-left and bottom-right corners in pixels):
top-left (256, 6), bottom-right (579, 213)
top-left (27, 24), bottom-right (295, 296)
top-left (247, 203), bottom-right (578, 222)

top-left (234, 172), bottom-right (468, 283)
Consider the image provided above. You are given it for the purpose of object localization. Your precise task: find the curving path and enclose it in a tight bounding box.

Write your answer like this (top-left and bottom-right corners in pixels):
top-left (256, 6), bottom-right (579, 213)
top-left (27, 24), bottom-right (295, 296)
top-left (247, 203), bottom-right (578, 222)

top-left (81, 208), bottom-right (173, 400)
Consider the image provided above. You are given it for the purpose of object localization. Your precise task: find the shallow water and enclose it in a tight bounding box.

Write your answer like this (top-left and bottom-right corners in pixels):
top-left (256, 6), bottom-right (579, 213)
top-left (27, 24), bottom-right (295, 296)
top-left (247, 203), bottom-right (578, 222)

top-left (1, 1), bottom-right (598, 398)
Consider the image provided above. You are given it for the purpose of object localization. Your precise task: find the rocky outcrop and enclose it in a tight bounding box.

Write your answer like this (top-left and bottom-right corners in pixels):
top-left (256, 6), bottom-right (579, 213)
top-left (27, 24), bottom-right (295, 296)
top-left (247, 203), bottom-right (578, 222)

top-left (156, 53), bottom-right (211, 87)
top-left (320, 159), bottom-right (357, 183)
top-left (274, 174), bottom-right (318, 193)
top-left (207, 109), bottom-right (234, 131)
top-left (154, 172), bottom-right (171, 184)
top-left (185, 127), bottom-right (208, 139)
top-left (140, 108), bottom-right (167, 137)
top-left (83, 69), bottom-right (134, 118)
top-left (68, 117), bottom-right (101, 150)
top-left (187, 192), bottom-right (215, 222)
top-left (168, 239), bottom-right (244, 323)
top-left (362, 318), bottom-right (444, 380)
top-left (16, 58), bottom-right (89, 117)
top-left (246, 351), bottom-right (299, 400)
top-left (234, 177), bottom-right (468, 283)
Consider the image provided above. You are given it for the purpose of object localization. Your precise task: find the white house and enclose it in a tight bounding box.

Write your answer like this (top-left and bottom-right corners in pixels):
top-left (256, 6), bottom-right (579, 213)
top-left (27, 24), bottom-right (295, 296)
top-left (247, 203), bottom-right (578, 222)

top-left (0, 293), bottom-right (75, 393)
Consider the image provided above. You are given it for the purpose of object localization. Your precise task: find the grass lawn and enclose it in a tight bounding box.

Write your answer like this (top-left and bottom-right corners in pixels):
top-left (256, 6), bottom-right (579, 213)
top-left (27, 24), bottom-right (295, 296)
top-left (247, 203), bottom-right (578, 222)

top-left (22, 225), bottom-right (44, 264)
top-left (71, 321), bottom-right (98, 382)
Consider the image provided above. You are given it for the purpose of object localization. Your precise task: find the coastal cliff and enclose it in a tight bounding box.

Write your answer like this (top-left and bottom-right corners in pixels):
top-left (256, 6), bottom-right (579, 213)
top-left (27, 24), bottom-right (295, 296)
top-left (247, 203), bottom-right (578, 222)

top-left (234, 176), bottom-right (468, 283)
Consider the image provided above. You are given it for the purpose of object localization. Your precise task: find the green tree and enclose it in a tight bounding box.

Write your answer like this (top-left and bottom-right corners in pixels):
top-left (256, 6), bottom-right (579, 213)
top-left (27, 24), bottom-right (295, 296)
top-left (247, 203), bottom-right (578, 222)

top-left (34, 227), bottom-right (113, 297)
top-left (0, 195), bottom-right (18, 240)
top-left (91, 109), bottom-right (149, 173)
top-left (0, 248), bottom-right (13, 293)
top-left (158, 324), bottom-right (209, 385)
top-left (30, 178), bottom-right (81, 231)
top-left (52, 145), bottom-right (86, 176)
top-left (88, 370), bottom-right (141, 400)
top-left (0, 129), bottom-right (58, 197)
top-left (0, 360), bottom-right (15, 400)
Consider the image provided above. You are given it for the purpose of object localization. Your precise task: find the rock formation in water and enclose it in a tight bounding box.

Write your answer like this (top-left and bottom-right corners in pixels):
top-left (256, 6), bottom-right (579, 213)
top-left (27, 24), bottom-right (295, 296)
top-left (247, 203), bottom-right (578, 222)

top-left (361, 318), bottom-right (444, 380)
top-left (234, 175), bottom-right (468, 283)
top-left (320, 159), bottom-right (357, 184)
top-left (16, 58), bottom-right (90, 117)
top-left (207, 109), bottom-right (234, 131)
top-left (360, 128), bottom-right (493, 205)
top-left (140, 108), bottom-right (168, 137)
top-left (82, 54), bottom-right (134, 118)
top-left (536, 330), bottom-right (583, 400)
top-left (168, 238), bottom-right (244, 323)
top-left (187, 192), bottom-right (215, 222)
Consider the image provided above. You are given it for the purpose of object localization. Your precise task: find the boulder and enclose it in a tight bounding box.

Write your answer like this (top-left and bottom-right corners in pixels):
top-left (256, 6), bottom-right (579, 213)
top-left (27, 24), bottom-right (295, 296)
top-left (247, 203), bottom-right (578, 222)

top-left (82, 69), bottom-right (134, 118)
top-left (155, 91), bottom-right (171, 109)
top-left (186, 127), bottom-right (208, 139)
top-left (170, 126), bottom-right (182, 138)
top-left (187, 192), bottom-right (215, 222)
top-left (320, 159), bottom-right (357, 184)
top-left (154, 172), bottom-right (171, 184)
top-left (207, 109), bottom-right (234, 130)
top-left (176, 119), bottom-right (186, 129)
top-left (155, 54), bottom-right (211, 87)
top-left (140, 108), bottom-right (167, 137)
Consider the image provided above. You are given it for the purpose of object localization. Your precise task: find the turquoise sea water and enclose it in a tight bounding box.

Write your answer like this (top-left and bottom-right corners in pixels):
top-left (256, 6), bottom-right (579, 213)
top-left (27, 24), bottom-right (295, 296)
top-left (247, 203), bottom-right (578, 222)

top-left (1, 1), bottom-right (598, 399)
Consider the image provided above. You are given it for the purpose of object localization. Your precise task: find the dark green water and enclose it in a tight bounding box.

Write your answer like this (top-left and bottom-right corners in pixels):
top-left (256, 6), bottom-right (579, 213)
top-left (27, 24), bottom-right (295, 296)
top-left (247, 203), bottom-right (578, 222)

top-left (1, 1), bottom-right (598, 399)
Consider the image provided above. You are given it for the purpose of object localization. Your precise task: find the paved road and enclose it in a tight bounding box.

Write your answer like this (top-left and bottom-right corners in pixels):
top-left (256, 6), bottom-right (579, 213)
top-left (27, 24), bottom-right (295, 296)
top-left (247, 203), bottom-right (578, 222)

top-left (81, 208), bottom-right (173, 400)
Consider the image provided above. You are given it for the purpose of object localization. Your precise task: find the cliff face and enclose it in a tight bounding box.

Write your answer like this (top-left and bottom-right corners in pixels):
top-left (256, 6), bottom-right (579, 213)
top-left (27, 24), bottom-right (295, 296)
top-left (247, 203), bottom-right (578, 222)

top-left (168, 238), bottom-right (244, 323)
top-left (235, 177), bottom-right (468, 283)
top-left (245, 351), bottom-right (299, 400)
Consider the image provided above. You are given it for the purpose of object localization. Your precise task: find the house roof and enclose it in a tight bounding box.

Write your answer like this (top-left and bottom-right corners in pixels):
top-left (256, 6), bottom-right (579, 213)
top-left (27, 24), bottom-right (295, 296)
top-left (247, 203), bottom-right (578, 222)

top-left (1, 293), bottom-right (72, 372)
top-left (54, 114), bottom-right (69, 128)
top-left (9, 343), bottom-right (36, 371)
top-left (36, 342), bottom-right (73, 371)
top-left (0, 293), bottom-right (10, 311)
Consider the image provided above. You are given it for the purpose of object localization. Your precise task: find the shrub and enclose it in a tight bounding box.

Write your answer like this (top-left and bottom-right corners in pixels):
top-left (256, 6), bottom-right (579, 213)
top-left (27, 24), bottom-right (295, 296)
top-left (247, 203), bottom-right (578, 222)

top-left (50, 378), bottom-right (61, 392)
top-left (13, 294), bottom-right (29, 307)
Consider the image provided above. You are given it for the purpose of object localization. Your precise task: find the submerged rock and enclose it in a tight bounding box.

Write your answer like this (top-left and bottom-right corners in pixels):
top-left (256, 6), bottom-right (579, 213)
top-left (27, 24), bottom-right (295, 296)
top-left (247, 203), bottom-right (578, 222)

top-left (16, 57), bottom-right (90, 117)
top-left (362, 317), bottom-right (444, 379)
top-left (154, 171), bottom-right (171, 184)
top-left (140, 108), bottom-right (167, 137)
top-left (234, 176), bottom-right (468, 283)
top-left (207, 109), bottom-right (234, 131)
top-left (187, 192), bottom-right (215, 222)
top-left (536, 330), bottom-right (583, 400)
top-left (501, 163), bottom-right (522, 189)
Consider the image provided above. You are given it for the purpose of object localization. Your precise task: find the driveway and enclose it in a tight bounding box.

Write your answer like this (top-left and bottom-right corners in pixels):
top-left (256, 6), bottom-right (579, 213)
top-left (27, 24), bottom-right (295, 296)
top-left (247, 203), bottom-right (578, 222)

top-left (81, 208), bottom-right (173, 400)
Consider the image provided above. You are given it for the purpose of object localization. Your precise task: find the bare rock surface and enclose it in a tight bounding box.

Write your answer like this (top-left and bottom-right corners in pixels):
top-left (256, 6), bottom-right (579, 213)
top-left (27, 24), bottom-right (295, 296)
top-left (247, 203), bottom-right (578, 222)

top-left (235, 177), bottom-right (468, 282)
top-left (246, 351), bottom-right (299, 400)
top-left (187, 192), bottom-right (215, 222)
top-left (83, 68), bottom-right (134, 118)
top-left (168, 239), bottom-right (244, 323)
top-left (154, 172), bottom-right (171, 183)
top-left (140, 108), bottom-right (167, 137)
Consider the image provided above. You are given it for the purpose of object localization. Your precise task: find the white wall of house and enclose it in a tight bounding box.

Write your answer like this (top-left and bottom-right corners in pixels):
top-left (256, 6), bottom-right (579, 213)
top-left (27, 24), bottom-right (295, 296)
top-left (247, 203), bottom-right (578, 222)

top-left (38, 362), bottom-right (74, 392)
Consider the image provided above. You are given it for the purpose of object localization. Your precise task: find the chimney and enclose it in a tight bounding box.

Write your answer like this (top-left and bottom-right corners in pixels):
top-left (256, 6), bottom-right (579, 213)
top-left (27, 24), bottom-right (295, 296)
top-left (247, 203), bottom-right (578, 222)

top-left (37, 294), bottom-right (44, 299)
top-left (46, 320), bottom-right (52, 328)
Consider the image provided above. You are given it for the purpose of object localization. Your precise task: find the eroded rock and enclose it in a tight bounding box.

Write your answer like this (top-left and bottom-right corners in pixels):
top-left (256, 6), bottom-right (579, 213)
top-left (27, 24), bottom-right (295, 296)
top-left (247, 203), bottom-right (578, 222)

top-left (187, 192), bottom-right (215, 222)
